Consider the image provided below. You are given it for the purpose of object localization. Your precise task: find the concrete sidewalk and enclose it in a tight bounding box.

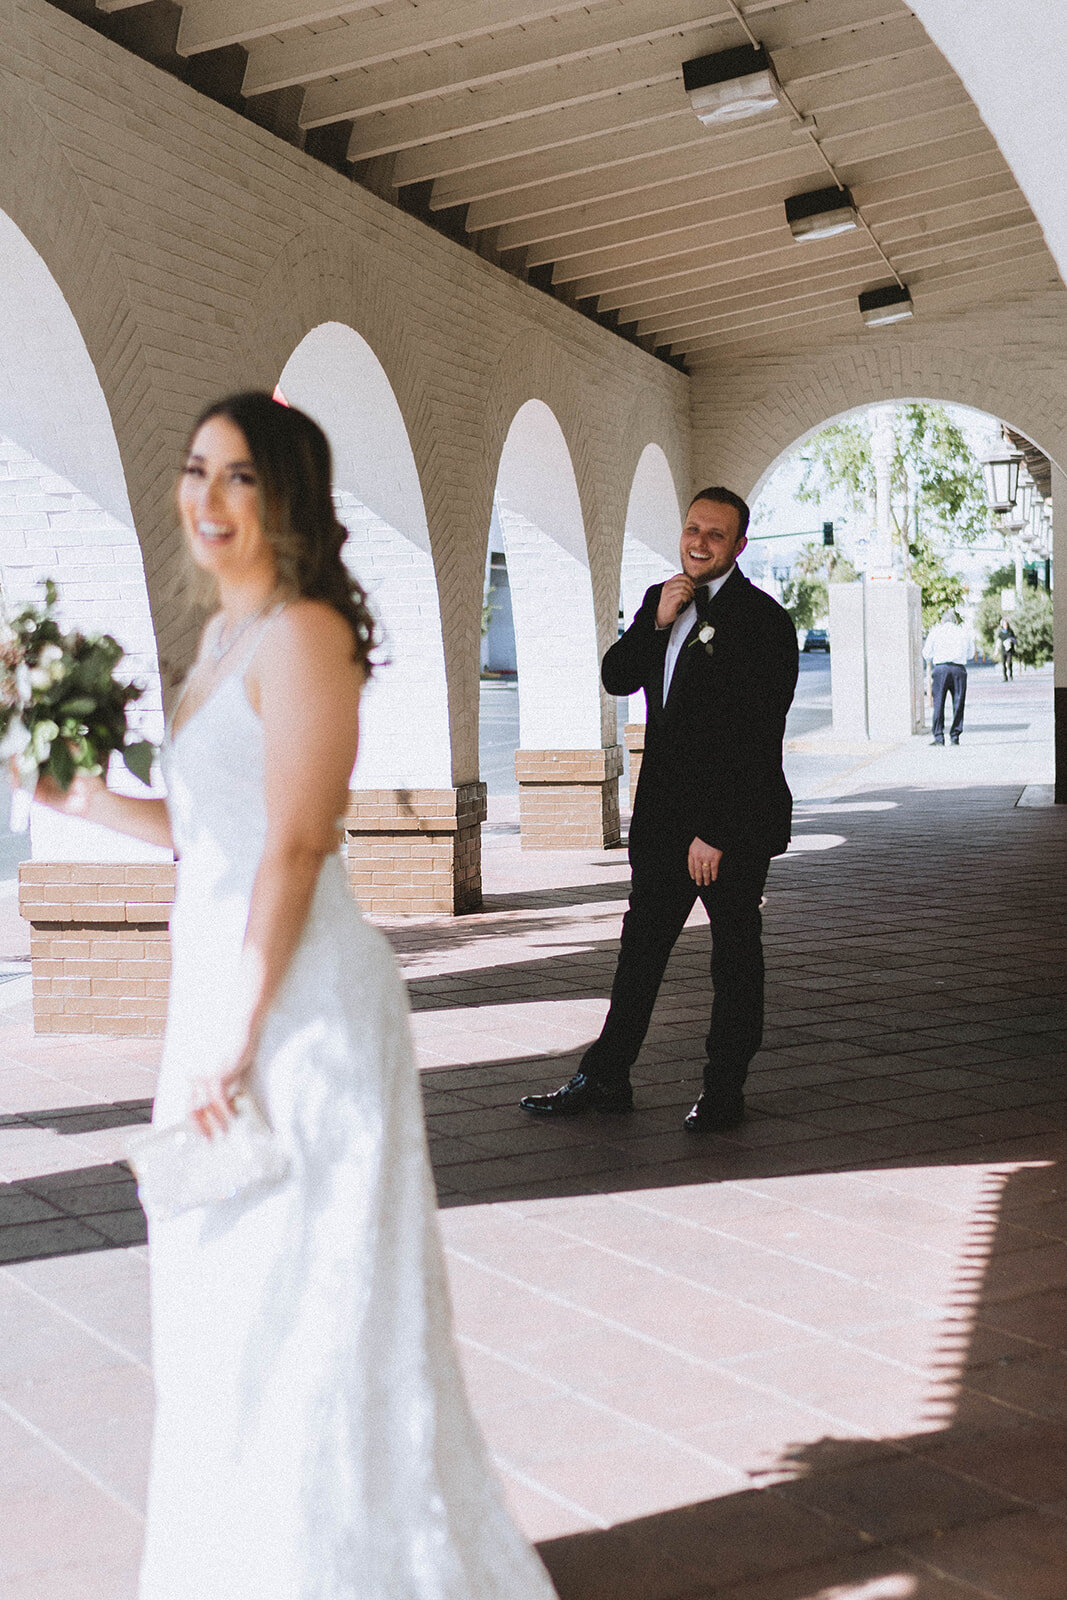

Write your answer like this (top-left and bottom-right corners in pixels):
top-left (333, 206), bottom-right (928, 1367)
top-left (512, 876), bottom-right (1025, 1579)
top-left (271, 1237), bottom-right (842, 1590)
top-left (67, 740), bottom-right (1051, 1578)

top-left (1, 665), bottom-right (1065, 1599)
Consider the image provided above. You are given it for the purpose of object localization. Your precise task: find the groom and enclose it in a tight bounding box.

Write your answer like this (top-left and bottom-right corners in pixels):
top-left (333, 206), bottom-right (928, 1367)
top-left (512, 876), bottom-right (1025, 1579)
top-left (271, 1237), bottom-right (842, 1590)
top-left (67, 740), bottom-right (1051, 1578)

top-left (521, 487), bottom-right (798, 1131)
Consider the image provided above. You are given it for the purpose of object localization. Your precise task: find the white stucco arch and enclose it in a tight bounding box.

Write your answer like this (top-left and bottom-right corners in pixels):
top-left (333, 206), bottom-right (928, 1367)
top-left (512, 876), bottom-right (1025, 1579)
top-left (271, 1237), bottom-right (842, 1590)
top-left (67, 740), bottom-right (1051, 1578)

top-left (619, 443), bottom-right (681, 724)
top-left (278, 322), bottom-right (452, 789)
top-left (0, 207), bottom-right (165, 862)
top-left (492, 398), bottom-right (601, 752)
top-left (908, 2), bottom-right (1067, 287)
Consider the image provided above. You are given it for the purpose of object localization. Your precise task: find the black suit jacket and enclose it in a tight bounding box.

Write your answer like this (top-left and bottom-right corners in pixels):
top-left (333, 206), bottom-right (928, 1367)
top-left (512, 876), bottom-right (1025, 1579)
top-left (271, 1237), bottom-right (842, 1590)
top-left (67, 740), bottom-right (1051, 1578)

top-left (604, 568), bottom-right (799, 863)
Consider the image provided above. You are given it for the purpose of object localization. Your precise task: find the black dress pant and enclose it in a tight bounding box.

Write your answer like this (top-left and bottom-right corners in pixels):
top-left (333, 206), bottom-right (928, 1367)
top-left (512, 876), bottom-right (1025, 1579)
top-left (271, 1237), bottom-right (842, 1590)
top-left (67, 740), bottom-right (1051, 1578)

top-left (931, 662), bottom-right (966, 741)
top-left (580, 848), bottom-right (771, 1095)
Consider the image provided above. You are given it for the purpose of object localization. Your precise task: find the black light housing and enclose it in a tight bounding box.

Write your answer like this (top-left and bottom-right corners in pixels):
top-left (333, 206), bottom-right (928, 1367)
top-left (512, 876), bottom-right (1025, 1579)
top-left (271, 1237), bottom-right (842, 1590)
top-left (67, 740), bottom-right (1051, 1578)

top-left (858, 283), bottom-right (913, 326)
top-left (785, 185), bottom-right (859, 241)
top-left (682, 44), bottom-right (782, 126)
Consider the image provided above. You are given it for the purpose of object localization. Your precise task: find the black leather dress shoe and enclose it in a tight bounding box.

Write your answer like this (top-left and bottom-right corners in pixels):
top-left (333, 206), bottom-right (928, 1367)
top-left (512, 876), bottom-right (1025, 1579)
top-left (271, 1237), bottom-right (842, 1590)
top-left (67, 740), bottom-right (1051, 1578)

top-left (684, 1092), bottom-right (745, 1132)
top-left (520, 1071), bottom-right (634, 1116)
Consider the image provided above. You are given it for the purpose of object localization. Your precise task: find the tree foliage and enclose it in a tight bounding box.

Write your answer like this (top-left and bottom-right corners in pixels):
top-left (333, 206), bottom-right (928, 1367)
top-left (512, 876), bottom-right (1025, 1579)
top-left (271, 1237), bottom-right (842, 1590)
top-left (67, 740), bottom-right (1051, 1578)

top-left (780, 541), bottom-right (857, 630)
top-left (796, 402), bottom-right (993, 626)
top-left (975, 563), bottom-right (1053, 667)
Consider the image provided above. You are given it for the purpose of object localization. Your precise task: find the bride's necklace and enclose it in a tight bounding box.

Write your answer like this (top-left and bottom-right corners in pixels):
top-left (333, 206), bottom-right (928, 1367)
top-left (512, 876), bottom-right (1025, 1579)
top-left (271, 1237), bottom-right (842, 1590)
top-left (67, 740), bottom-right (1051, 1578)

top-left (209, 593), bottom-right (278, 666)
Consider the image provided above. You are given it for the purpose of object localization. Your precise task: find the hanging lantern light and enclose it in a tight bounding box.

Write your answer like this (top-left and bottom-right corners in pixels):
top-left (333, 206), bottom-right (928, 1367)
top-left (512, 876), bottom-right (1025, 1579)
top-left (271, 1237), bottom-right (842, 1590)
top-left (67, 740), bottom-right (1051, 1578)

top-left (980, 445), bottom-right (1022, 513)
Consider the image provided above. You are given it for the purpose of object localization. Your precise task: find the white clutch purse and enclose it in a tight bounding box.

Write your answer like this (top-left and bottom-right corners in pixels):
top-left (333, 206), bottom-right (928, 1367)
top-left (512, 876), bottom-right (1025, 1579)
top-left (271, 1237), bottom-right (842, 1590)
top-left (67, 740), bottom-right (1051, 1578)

top-left (125, 1094), bottom-right (290, 1222)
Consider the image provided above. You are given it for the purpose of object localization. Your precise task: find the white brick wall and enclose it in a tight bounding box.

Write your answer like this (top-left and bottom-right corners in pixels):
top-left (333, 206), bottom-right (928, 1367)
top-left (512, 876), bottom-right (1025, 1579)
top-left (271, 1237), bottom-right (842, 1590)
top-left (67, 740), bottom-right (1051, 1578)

top-left (279, 323), bottom-right (452, 787)
top-left (495, 400), bottom-right (602, 752)
top-left (0, 437), bottom-right (162, 729)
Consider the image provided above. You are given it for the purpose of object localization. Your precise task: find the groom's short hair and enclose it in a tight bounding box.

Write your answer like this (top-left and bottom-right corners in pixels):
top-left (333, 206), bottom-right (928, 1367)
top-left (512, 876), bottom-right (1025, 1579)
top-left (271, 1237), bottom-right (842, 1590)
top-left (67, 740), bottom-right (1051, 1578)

top-left (688, 486), bottom-right (750, 541)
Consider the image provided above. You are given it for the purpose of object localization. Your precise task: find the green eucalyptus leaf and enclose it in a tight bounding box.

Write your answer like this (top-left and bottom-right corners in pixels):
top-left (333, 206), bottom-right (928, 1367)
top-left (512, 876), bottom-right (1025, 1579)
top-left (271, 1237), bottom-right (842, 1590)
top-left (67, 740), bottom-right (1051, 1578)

top-left (49, 739), bottom-right (75, 790)
top-left (123, 740), bottom-right (155, 785)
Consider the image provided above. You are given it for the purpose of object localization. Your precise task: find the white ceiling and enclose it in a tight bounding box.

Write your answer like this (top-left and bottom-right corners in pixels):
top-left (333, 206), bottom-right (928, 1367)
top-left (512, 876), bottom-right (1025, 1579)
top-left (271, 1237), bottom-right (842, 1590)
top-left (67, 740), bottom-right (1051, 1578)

top-left (96, 0), bottom-right (1065, 367)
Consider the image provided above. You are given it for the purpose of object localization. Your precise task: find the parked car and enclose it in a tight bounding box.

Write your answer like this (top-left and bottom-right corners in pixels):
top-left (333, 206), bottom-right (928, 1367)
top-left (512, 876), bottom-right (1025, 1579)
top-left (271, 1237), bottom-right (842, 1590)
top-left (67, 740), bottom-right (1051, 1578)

top-left (803, 628), bottom-right (830, 653)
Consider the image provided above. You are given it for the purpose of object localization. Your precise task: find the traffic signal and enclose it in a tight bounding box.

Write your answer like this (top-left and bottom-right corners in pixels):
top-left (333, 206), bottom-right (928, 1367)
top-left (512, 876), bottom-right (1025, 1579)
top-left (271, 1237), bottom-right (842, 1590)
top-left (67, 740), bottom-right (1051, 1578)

top-left (822, 521), bottom-right (834, 546)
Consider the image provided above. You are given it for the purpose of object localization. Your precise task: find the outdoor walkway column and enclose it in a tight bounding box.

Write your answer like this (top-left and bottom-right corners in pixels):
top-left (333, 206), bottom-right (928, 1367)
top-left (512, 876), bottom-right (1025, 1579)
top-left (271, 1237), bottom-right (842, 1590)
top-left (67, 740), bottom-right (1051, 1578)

top-left (344, 783), bottom-right (487, 913)
top-left (18, 863), bottom-right (175, 1035)
top-left (514, 747), bottom-right (622, 849)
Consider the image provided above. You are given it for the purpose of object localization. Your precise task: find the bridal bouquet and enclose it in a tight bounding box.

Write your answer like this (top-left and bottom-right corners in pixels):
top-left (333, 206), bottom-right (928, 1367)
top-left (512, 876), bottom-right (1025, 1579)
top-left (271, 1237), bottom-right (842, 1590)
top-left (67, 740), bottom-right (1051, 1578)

top-left (0, 579), bottom-right (154, 828)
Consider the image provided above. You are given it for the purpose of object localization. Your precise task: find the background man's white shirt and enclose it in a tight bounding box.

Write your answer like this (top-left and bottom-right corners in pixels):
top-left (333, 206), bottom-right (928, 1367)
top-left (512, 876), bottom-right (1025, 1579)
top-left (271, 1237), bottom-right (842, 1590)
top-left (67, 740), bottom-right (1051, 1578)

top-left (923, 618), bottom-right (975, 665)
top-left (662, 567), bottom-right (735, 700)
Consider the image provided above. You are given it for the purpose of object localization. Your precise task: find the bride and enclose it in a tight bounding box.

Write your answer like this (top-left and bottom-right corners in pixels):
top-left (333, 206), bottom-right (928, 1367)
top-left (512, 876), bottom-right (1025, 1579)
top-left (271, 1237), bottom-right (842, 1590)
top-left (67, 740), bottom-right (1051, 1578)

top-left (38, 393), bottom-right (558, 1600)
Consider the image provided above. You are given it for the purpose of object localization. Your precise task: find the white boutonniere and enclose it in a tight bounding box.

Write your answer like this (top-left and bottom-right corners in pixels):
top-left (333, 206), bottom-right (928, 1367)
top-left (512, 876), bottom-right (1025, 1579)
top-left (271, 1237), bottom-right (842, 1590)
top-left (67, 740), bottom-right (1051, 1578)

top-left (689, 623), bottom-right (715, 655)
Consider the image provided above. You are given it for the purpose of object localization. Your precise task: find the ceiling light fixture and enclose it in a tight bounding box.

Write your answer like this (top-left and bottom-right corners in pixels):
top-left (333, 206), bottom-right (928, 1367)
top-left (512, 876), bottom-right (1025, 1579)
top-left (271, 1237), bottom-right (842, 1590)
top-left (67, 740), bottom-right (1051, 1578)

top-left (858, 283), bottom-right (913, 327)
top-left (682, 44), bottom-right (782, 126)
top-left (785, 185), bottom-right (859, 241)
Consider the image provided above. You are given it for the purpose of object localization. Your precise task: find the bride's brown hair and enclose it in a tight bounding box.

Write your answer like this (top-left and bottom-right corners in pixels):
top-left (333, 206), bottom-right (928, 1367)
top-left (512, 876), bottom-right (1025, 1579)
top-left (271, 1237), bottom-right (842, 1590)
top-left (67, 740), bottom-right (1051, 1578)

top-left (184, 391), bottom-right (377, 674)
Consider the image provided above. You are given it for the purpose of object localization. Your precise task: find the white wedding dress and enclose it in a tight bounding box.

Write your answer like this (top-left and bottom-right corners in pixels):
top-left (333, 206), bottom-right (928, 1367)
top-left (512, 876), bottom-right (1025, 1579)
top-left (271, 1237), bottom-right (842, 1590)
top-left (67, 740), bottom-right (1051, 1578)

top-left (141, 652), bottom-right (557, 1600)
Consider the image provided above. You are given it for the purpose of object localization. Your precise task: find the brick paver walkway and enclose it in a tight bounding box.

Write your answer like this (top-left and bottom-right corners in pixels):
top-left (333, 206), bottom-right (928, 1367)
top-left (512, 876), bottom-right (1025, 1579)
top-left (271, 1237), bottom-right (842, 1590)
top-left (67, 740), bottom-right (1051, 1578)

top-left (1, 664), bottom-right (1065, 1599)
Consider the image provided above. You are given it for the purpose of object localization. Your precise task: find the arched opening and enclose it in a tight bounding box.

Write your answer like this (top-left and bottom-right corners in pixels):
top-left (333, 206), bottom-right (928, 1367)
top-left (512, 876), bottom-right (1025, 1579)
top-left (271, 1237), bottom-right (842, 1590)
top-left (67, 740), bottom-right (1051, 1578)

top-left (0, 208), bottom-right (164, 870)
top-left (278, 324), bottom-right (480, 915)
top-left (278, 322), bottom-right (450, 791)
top-left (490, 398), bottom-right (615, 848)
top-left (750, 397), bottom-right (1055, 777)
top-left (617, 443), bottom-right (682, 813)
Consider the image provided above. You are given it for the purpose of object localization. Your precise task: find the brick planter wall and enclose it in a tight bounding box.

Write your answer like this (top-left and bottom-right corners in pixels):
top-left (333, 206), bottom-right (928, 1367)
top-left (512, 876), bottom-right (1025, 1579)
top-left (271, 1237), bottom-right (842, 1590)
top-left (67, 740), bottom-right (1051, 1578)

top-left (344, 784), bottom-right (488, 914)
top-left (18, 863), bottom-right (176, 1035)
top-left (624, 723), bottom-right (645, 812)
top-left (514, 747), bottom-right (623, 850)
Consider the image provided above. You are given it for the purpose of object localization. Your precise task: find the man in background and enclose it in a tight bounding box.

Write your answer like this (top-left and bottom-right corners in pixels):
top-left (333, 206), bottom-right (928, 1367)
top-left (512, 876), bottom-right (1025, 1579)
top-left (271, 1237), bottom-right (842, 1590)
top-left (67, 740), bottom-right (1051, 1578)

top-left (520, 487), bottom-right (798, 1132)
top-left (924, 608), bottom-right (976, 746)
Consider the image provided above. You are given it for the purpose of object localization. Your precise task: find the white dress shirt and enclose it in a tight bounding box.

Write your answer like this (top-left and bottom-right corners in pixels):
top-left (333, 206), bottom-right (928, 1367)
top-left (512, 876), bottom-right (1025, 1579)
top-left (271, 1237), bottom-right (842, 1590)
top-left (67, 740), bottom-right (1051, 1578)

top-left (923, 618), bottom-right (975, 666)
top-left (662, 566), bottom-right (736, 700)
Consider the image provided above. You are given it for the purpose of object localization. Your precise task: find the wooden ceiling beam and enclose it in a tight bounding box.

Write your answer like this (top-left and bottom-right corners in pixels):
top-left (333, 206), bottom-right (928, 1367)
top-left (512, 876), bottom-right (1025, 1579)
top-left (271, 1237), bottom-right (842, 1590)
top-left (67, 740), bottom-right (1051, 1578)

top-left (625, 210), bottom-right (1040, 338)
top-left (677, 240), bottom-right (1053, 355)
top-left (257, 0), bottom-right (902, 105)
top-left (329, 0), bottom-right (923, 145)
top-left (392, 82), bottom-right (687, 188)
top-left (242, 0), bottom-right (744, 95)
top-left (394, 43), bottom-right (960, 190)
top-left (303, 3), bottom-right (741, 128)
top-left (494, 124), bottom-right (999, 252)
top-left (600, 238), bottom-right (877, 319)
top-left (339, 48), bottom-right (684, 151)
top-left (642, 261), bottom-right (888, 342)
top-left (429, 44), bottom-right (968, 210)
top-left (456, 95), bottom-right (982, 232)
top-left (177, 0), bottom-right (384, 56)
top-left (543, 161), bottom-right (1018, 285)
top-left (601, 198), bottom-right (1037, 319)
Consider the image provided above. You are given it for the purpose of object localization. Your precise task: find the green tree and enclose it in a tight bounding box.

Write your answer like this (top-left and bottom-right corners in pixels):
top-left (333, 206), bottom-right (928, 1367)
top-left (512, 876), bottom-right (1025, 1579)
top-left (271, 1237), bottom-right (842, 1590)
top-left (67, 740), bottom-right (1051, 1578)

top-left (1013, 587), bottom-right (1054, 668)
top-left (975, 564), bottom-right (1053, 667)
top-left (781, 541), bottom-right (857, 630)
top-left (796, 402), bottom-right (996, 626)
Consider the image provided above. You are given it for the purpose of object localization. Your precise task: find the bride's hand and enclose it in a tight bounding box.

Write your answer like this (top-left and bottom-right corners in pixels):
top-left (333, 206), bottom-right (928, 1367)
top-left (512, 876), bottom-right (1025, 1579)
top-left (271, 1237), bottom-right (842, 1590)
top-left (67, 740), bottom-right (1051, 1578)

top-left (191, 1042), bottom-right (259, 1137)
top-left (33, 769), bottom-right (106, 818)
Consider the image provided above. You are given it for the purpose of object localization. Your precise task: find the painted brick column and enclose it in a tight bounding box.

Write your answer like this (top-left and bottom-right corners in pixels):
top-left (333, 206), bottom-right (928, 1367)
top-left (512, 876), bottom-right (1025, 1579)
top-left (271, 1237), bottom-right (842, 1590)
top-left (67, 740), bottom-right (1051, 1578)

top-left (623, 724), bottom-right (645, 812)
top-left (514, 747), bottom-right (622, 849)
top-left (18, 864), bottom-right (175, 1035)
top-left (344, 784), bottom-right (487, 914)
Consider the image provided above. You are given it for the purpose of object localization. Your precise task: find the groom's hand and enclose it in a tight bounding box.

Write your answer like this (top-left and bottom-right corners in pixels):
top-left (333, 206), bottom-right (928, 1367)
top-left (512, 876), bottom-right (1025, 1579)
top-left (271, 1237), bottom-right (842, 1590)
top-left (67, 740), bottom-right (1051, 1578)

top-left (688, 837), bottom-right (722, 886)
top-left (656, 574), bottom-right (695, 629)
